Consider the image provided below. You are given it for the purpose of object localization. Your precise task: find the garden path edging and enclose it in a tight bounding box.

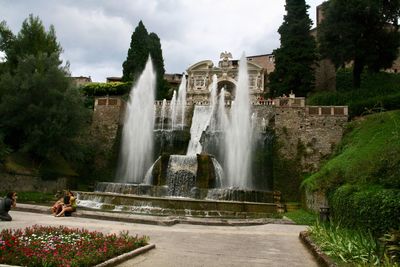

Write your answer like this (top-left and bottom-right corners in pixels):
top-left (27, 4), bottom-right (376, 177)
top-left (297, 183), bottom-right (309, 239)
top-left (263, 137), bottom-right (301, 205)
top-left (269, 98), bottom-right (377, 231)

top-left (93, 243), bottom-right (156, 267)
top-left (299, 231), bottom-right (337, 267)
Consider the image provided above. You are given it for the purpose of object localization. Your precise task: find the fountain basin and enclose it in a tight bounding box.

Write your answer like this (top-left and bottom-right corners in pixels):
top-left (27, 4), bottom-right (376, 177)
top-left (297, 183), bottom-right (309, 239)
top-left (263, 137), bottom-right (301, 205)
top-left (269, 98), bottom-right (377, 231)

top-left (77, 191), bottom-right (278, 218)
top-left (94, 182), bottom-right (276, 203)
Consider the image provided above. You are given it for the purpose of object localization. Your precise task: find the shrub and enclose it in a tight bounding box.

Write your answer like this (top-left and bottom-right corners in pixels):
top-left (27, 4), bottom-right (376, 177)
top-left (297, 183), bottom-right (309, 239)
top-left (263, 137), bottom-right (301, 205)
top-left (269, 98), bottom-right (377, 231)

top-left (308, 221), bottom-right (383, 265)
top-left (330, 185), bottom-right (400, 236)
top-left (307, 70), bottom-right (400, 118)
top-left (80, 82), bottom-right (132, 96)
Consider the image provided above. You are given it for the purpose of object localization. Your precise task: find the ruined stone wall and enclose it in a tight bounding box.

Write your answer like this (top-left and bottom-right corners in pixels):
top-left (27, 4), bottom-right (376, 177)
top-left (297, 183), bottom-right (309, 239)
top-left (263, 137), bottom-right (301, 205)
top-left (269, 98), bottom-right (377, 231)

top-left (274, 105), bottom-right (348, 172)
top-left (92, 97), bottom-right (347, 173)
top-left (0, 173), bottom-right (68, 193)
top-left (91, 97), bottom-right (124, 152)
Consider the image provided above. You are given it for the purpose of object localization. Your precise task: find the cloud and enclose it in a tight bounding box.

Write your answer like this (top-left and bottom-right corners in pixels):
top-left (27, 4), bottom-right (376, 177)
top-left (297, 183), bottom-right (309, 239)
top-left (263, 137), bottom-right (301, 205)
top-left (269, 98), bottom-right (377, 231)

top-left (0, 0), bottom-right (324, 82)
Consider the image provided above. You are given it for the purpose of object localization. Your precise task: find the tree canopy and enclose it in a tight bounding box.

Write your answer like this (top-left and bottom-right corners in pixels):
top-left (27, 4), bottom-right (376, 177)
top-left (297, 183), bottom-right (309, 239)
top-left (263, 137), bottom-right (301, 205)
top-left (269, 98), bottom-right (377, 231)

top-left (318, 0), bottom-right (400, 88)
top-left (122, 21), bottom-right (167, 99)
top-left (0, 15), bottom-right (88, 161)
top-left (269, 0), bottom-right (317, 97)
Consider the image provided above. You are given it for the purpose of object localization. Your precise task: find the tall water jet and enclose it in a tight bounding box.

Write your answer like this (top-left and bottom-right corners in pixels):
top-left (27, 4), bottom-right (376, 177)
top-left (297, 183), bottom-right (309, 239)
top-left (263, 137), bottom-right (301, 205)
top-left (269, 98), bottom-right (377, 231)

top-left (177, 75), bottom-right (187, 130)
top-left (160, 99), bottom-right (167, 130)
top-left (217, 88), bottom-right (228, 131)
top-left (170, 90), bottom-right (177, 130)
top-left (224, 53), bottom-right (253, 188)
top-left (116, 57), bottom-right (156, 183)
top-left (209, 74), bottom-right (218, 132)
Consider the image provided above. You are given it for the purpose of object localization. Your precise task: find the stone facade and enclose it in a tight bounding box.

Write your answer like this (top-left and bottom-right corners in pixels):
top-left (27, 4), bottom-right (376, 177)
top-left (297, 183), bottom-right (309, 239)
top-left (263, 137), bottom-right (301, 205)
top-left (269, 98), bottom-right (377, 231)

top-left (186, 52), bottom-right (265, 104)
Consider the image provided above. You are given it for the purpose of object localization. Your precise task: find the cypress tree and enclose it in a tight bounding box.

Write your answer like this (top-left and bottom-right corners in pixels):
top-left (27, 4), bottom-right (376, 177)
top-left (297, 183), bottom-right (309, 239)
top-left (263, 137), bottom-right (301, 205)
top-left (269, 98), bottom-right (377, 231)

top-left (148, 32), bottom-right (167, 99)
top-left (122, 21), bottom-right (149, 82)
top-left (122, 21), bottom-right (167, 99)
top-left (269, 0), bottom-right (317, 97)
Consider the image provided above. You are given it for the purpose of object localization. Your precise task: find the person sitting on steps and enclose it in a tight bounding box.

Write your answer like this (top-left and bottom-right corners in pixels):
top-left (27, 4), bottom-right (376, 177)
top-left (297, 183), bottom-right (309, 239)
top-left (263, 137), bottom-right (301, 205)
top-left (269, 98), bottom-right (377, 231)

top-left (55, 191), bottom-right (77, 217)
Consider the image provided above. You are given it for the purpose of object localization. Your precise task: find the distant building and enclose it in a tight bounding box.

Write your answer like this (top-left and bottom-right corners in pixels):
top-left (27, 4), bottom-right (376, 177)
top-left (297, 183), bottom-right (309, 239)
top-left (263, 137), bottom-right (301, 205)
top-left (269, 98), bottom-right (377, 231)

top-left (106, 77), bottom-right (123, 83)
top-left (247, 54), bottom-right (275, 74)
top-left (71, 76), bottom-right (92, 87)
top-left (164, 73), bottom-right (183, 87)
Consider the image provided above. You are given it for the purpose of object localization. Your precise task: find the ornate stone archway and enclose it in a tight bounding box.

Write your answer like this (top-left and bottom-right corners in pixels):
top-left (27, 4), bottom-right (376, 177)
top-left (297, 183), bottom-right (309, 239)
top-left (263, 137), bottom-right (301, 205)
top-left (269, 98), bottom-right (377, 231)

top-left (185, 52), bottom-right (265, 104)
top-left (217, 80), bottom-right (235, 100)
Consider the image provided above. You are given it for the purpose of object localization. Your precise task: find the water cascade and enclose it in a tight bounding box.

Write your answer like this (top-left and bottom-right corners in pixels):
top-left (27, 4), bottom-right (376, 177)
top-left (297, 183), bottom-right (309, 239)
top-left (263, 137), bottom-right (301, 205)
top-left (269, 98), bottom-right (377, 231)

top-left (116, 57), bottom-right (156, 183)
top-left (166, 155), bottom-right (198, 197)
top-left (186, 105), bottom-right (213, 155)
top-left (224, 53), bottom-right (253, 188)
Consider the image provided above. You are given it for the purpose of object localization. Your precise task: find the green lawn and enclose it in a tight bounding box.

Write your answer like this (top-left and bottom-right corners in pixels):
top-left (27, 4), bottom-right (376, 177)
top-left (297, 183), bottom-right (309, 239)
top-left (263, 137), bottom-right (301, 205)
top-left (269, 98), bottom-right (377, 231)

top-left (303, 110), bottom-right (400, 190)
top-left (284, 209), bottom-right (317, 225)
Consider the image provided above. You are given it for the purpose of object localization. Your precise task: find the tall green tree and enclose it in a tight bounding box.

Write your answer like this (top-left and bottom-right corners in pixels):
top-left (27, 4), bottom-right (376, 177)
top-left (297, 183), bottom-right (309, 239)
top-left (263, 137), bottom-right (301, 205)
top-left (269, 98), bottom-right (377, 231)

top-left (0, 15), bottom-right (88, 161)
top-left (122, 21), bottom-right (149, 82)
top-left (122, 21), bottom-right (167, 99)
top-left (318, 0), bottom-right (400, 88)
top-left (269, 0), bottom-right (317, 97)
top-left (148, 32), bottom-right (168, 99)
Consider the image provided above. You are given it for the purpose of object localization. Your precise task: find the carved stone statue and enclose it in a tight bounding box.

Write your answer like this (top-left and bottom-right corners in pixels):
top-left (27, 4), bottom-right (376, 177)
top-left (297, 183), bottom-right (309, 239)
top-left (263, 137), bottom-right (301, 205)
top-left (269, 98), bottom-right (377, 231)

top-left (220, 51), bottom-right (233, 69)
top-left (220, 51), bottom-right (232, 61)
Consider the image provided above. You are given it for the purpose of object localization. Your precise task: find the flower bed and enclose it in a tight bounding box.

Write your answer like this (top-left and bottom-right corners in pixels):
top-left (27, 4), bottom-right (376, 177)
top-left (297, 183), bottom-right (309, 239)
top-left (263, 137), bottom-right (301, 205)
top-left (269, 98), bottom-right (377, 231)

top-left (0, 225), bottom-right (149, 266)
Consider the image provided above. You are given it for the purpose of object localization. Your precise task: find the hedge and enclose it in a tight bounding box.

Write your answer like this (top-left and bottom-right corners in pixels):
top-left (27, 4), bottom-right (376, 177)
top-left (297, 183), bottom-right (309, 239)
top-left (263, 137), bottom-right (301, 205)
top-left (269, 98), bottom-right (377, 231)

top-left (348, 92), bottom-right (400, 118)
top-left (80, 82), bottom-right (132, 96)
top-left (330, 184), bottom-right (400, 236)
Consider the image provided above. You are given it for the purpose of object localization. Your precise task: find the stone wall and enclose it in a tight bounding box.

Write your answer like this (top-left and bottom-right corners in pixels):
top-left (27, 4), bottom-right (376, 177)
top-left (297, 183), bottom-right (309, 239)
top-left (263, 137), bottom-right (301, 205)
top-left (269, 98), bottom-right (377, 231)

top-left (0, 173), bottom-right (68, 193)
top-left (154, 101), bottom-right (193, 131)
top-left (275, 105), bottom-right (348, 172)
top-left (91, 97), bottom-right (124, 152)
top-left (95, 96), bottom-right (348, 173)
top-left (304, 188), bottom-right (328, 212)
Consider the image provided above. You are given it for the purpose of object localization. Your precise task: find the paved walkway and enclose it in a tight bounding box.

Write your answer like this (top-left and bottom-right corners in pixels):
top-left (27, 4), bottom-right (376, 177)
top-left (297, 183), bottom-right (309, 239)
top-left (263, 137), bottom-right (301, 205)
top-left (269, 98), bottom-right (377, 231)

top-left (0, 206), bottom-right (318, 267)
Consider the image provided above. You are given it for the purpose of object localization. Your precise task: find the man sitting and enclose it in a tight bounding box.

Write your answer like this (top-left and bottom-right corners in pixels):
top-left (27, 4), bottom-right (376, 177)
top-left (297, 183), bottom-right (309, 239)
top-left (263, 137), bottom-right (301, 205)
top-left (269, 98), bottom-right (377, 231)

top-left (0, 192), bottom-right (17, 221)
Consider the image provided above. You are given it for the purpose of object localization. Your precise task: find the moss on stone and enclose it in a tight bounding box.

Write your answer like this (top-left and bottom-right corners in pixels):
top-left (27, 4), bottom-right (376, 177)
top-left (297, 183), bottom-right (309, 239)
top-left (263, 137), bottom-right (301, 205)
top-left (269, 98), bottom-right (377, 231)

top-left (151, 153), bottom-right (170, 186)
top-left (196, 154), bottom-right (216, 188)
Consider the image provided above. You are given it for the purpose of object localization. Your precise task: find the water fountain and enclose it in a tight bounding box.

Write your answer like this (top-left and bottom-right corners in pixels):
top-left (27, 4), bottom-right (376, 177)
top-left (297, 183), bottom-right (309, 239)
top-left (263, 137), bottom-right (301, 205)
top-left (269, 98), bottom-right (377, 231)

top-left (78, 54), bottom-right (277, 218)
top-left (115, 57), bottom-right (156, 183)
top-left (224, 53), bottom-right (253, 188)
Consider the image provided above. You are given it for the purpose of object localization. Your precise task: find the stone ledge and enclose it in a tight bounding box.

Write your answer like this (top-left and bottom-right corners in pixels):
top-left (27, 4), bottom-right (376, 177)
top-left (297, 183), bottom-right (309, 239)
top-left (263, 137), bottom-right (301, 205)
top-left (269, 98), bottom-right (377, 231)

top-left (299, 231), bottom-right (337, 267)
top-left (94, 244), bottom-right (156, 267)
top-left (14, 203), bottom-right (293, 227)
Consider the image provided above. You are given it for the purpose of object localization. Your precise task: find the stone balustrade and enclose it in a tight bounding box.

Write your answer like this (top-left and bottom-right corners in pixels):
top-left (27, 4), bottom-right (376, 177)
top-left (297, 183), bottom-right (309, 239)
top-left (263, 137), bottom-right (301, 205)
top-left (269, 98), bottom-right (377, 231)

top-left (307, 106), bottom-right (348, 116)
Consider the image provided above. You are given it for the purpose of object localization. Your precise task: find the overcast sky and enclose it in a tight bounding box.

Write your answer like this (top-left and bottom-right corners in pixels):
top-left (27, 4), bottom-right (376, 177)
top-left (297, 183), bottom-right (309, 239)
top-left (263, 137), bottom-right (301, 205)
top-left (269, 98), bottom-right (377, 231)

top-left (0, 0), bottom-right (324, 82)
